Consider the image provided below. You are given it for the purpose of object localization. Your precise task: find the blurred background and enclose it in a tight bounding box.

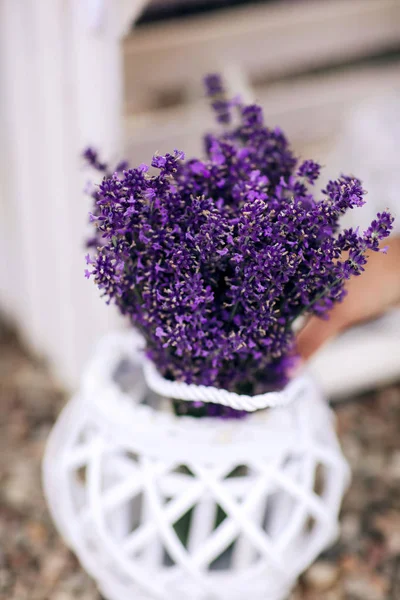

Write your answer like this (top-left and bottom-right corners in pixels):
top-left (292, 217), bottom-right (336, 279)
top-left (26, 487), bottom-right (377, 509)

top-left (1, 0), bottom-right (400, 395)
top-left (1, 1), bottom-right (400, 599)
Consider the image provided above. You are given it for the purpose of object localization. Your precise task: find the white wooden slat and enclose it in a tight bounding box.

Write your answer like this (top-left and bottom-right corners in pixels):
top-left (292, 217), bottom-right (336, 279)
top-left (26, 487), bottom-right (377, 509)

top-left (0, 1), bottom-right (44, 341)
top-left (0, 0), bottom-right (132, 387)
top-left (28, 0), bottom-right (77, 374)
top-left (124, 61), bottom-right (400, 164)
top-left (0, 26), bottom-right (20, 320)
top-left (123, 0), bottom-right (400, 113)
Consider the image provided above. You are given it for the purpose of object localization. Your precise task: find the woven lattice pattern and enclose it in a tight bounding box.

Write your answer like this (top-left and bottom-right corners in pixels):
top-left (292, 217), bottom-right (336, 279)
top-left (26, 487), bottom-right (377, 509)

top-left (43, 332), bottom-right (350, 600)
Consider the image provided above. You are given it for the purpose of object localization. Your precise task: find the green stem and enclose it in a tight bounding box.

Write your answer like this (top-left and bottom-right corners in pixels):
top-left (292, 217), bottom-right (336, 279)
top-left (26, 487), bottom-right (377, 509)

top-left (288, 276), bottom-right (343, 328)
top-left (230, 299), bottom-right (241, 320)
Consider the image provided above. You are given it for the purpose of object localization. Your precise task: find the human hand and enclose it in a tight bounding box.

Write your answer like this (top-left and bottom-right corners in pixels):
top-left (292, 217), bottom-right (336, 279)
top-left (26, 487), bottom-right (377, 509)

top-left (297, 237), bottom-right (400, 361)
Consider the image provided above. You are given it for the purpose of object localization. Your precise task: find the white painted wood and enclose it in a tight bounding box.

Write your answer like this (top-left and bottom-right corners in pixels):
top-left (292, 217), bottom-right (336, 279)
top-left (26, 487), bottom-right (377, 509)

top-left (0, 1), bottom-right (45, 341)
top-left (0, 0), bottom-right (145, 386)
top-left (123, 0), bottom-right (400, 113)
top-left (124, 61), bottom-right (400, 163)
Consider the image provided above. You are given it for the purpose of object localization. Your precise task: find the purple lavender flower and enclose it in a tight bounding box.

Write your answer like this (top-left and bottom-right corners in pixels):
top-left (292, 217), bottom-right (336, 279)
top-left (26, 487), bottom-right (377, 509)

top-left (297, 159), bottom-right (320, 184)
top-left (83, 147), bottom-right (107, 172)
top-left (204, 73), bottom-right (232, 124)
top-left (204, 74), bottom-right (225, 97)
top-left (84, 74), bottom-right (393, 418)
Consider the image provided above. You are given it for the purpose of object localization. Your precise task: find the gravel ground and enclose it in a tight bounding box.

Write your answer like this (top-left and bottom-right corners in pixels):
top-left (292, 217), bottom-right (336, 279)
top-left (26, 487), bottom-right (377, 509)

top-left (1, 320), bottom-right (400, 600)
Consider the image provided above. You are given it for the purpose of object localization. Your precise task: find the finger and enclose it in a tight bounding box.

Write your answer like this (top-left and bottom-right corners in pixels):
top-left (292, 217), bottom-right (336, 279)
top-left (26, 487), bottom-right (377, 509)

top-left (296, 315), bottom-right (343, 361)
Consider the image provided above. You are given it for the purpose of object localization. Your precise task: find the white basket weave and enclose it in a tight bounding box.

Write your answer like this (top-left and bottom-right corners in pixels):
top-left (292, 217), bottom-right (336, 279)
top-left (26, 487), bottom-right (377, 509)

top-left (43, 331), bottom-right (350, 600)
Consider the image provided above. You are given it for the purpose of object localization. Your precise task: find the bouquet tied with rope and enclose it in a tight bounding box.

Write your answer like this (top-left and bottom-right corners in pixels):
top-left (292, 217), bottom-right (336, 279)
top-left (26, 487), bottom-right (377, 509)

top-left (84, 74), bottom-right (393, 417)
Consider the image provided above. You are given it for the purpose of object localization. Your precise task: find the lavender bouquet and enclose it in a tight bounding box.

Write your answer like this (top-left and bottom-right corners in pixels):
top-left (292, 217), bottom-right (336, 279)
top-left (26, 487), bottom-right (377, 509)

top-left (85, 75), bottom-right (393, 418)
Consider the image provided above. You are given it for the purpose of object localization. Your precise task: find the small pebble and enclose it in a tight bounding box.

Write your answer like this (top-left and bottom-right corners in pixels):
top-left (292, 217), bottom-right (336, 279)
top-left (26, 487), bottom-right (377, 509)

top-left (303, 561), bottom-right (339, 590)
top-left (25, 521), bottom-right (48, 545)
top-left (388, 451), bottom-right (400, 479)
top-left (344, 575), bottom-right (386, 600)
top-left (341, 513), bottom-right (359, 542)
top-left (41, 553), bottom-right (68, 586)
top-left (4, 460), bottom-right (38, 508)
top-left (51, 592), bottom-right (76, 600)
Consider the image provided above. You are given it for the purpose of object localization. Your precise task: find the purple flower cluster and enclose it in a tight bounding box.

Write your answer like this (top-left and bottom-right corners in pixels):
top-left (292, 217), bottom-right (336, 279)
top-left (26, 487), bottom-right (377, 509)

top-left (85, 75), bottom-right (393, 417)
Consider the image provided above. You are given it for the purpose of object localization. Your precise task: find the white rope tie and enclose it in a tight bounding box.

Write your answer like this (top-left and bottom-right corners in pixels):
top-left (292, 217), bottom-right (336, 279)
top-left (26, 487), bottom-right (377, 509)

top-left (143, 358), bottom-right (307, 412)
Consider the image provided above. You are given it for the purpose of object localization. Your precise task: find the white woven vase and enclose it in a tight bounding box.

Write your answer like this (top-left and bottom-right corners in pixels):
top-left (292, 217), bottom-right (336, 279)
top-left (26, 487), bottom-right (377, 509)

top-left (43, 331), bottom-right (350, 600)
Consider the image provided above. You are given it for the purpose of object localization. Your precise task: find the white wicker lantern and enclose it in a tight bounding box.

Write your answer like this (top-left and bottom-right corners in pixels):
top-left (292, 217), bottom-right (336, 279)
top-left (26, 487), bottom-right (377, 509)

top-left (43, 331), bottom-right (350, 600)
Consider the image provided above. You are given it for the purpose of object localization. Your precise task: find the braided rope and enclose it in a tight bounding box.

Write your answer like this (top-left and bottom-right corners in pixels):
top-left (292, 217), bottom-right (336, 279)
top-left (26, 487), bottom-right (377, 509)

top-left (143, 358), bottom-right (307, 412)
